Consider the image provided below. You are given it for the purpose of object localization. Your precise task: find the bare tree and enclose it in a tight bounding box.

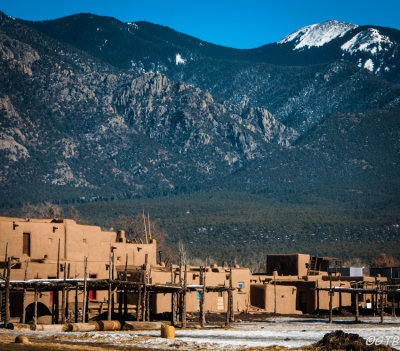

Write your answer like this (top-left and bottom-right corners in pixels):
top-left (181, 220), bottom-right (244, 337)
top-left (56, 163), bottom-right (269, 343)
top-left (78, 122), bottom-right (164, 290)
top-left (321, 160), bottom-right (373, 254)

top-left (21, 202), bottom-right (61, 219)
top-left (371, 253), bottom-right (400, 268)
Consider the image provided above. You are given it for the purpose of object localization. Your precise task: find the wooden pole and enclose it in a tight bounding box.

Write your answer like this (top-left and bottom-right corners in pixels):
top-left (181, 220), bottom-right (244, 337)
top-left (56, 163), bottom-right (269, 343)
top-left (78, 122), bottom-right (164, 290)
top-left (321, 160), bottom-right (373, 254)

top-left (137, 285), bottom-right (142, 321)
top-left (372, 292), bottom-right (376, 316)
top-left (124, 254), bottom-right (128, 317)
top-left (65, 263), bottom-right (70, 321)
top-left (392, 291), bottom-right (396, 317)
top-left (142, 255), bottom-right (148, 321)
top-left (380, 288), bottom-right (384, 324)
top-left (108, 250), bottom-right (112, 321)
top-left (83, 257), bottom-right (88, 323)
top-left (55, 238), bottom-right (60, 324)
top-left (316, 281), bottom-right (320, 314)
top-left (182, 264), bottom-right (187, 328)
top-left (229, 265), bottom-right (234, 322)
top-left (328, 276), bottom-right (333, 324)
top-left (200, 266), bottom-right (206, 327)
top-left (33, 287), bottom-right (38, 328)
top-left (74, 286), bottom-right (78, 323)
top-left (355, 291), bottom-right (359, 323)
top-left (61, 262), bottom-right (67, 324)
top-left (4, 257), bottom-right (11, 326)
top-left (22, 260), bottom-right (29, 324)
top-left (171, 264), bottom-right (176, 326)
top-left (146, 291), bottom-right (150, 322)
top-left (274, 275), bottom-right (277, 314)
top-left (2, 242), bottom-right (8, 278)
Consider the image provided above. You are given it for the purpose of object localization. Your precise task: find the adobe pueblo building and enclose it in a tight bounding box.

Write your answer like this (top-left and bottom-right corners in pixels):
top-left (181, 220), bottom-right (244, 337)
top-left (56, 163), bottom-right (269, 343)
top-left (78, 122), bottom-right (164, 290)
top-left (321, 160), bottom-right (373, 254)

top-left (250, 254), bottom-right (387, 315)
top-left (0, 216), bottom-right (248, 325)
top-left (0, 216), bottom-right (396, 326)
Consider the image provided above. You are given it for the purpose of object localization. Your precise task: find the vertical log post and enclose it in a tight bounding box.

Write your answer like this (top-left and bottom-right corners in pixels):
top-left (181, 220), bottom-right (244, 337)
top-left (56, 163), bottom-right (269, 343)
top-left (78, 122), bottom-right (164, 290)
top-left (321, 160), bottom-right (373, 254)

top-left (61, 262), bottom-right (67, 324)
top-left (74, 285), bottom-right (78, 323)
top-left (355, 291), bottom-right (359, 322)
top-left (137, 285), bottom-right (142, 321)
top-left (83, 257), bottom-right (88, 323)
top-left (182, 264), bottom-right (187, 328)
top-left (316, 281), bottom-right (320, 314)
top-left (328, 276), bottom-right (333, 324)
top-left (0, 242), bottom-right (8, 322)
top-left (65, 263), bottom-right (70, 321)
top-left (142, 255), bottom-right (148, 322)
top-left (124, 254), bottom-right (128, 318)
top-left (392, 291), bottom-right (396, 317)
top-left (146, 290), bottom-right (150, 322)
top-left (372, 292), bottom-right (376, 317)
top-left (200, 266), bottom-right (206, 328)
top-left (111, 250), bottom-right (115, 315)
top-left (380, 287), bottom-right (384, 325)
top-left (54, 238), bottom-right (60, 324)
top-left (229, 265), bottom-right (234, 322)
top-left (33, 287), bottom-right (38, 328)
top-left (108, 249), bottom-right (112, 321)
top-left (171, 264), bottom-right (176, 326)
top-left (4, 257), bottom-right (11, 327)
top-left (22, 260), bottom-right (29, 324)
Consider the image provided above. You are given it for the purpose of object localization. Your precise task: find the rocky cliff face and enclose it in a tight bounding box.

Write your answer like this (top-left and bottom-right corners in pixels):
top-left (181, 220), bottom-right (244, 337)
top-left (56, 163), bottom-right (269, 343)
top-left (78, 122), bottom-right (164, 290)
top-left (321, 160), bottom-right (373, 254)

top-left (0, 13), bottom-right (298, 204)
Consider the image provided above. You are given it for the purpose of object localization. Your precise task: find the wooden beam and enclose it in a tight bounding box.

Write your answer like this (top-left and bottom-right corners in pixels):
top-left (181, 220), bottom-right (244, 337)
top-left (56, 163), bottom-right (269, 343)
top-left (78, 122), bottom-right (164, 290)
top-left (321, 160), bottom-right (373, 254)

top-left (33, 287), bottom-right (38, 328)
top-left (380, 288), bottom-right (384, 324)
top-left (4, 257), bottom-right (11, 326)
top-left (182, 264), bottom-right (187, 328)
top-left (124, 254), bottom-right (128, 317)
top-left (22, 260), bottom-right (29, 324)
top-left (108, 250), bottom-right (112, 321)
top-left (229, 265), bottom-right (234, 322)
top-left (83, 257), bottom-right (88, 323)
top-left (61, 263), bottom-right (67, 324)
top-left (328, 276), bottom-right (333, 324)
top-left (65, 263), bottom-right (70, 321)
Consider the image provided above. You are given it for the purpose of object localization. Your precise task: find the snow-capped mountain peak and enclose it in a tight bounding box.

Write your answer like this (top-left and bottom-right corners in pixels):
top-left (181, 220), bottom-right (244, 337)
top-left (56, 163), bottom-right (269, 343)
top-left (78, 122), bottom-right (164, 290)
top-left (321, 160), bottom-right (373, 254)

top-left (341, 28), bottom-right (393, 55)
top-left (279, 20), bottom-right (358, 50)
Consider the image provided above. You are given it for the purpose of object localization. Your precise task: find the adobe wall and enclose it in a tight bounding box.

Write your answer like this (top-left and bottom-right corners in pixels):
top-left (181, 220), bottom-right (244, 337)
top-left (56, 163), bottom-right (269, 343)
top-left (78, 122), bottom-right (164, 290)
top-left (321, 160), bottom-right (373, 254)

top-left (0, 216), bottom-right (157, 318)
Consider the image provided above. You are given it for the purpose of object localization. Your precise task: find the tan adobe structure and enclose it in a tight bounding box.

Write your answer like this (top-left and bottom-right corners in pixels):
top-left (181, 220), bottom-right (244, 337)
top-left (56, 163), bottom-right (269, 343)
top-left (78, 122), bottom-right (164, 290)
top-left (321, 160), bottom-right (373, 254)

top-left (251, 253), bottom-right (386, 314)
top-left (0, 216), bottom-right (250, 322)
top-left (0, 217), bottom-right (394, 324)
top-left (119, 263), bottom-right (251, 314)
top-left (0, 216), bottom-right (156, 319)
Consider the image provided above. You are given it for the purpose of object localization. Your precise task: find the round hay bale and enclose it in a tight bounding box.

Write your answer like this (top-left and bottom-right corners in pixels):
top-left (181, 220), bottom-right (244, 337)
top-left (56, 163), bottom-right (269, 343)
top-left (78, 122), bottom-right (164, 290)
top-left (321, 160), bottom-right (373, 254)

top-left (161, 324), bottom-right (175, 339)
top-left (15, 335), bottom-right (30, 344)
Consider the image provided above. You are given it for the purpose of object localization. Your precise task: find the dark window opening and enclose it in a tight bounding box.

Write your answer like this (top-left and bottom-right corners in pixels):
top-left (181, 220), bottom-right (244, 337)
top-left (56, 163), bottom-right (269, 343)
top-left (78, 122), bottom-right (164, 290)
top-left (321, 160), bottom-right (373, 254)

top-left (23, 233), bottom-right (31, 256)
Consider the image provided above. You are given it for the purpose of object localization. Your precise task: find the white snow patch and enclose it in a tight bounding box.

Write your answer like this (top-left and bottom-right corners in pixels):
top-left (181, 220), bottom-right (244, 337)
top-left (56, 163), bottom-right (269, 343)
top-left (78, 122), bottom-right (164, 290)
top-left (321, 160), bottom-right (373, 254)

top-left (341, 28), bottom-right (393, 55)
top-left (127, 22), bottom-right (139, 30)
top-left (1, 317), bottom-right (400, 350)
top-left (279, 20), bottom-right (358, 50)
top-left (175, 53), bottom-right (186, 65)
top-left (364, 58), bottom-right (374, 71)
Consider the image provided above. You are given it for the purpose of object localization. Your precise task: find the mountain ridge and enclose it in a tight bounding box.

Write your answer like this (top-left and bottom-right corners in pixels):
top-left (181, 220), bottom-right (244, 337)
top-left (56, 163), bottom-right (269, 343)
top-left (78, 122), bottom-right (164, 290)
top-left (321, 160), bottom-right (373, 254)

top-left (0, 11), bottom-right (399, 209)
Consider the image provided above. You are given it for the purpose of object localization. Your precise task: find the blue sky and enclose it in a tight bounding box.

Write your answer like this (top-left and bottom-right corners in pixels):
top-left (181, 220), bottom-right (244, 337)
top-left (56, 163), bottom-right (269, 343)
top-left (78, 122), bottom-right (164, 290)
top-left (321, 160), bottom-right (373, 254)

top-left (1, 0), bottom-right (399, 48)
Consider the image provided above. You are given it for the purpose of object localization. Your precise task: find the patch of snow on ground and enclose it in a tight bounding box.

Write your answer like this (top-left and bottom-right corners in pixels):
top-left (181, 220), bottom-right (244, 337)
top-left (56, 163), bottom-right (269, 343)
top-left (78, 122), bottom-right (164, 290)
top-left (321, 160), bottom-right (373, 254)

top-left (279, 20), bottom-right (358, 50)
top-left (364, 59), bottom-right (374, 71)
top-left (341, 28), bottom-right (393, 55)
top-left (1, 317), bottom-right (399, 350)
top-left (175, 53), bottom-right (186, 65)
